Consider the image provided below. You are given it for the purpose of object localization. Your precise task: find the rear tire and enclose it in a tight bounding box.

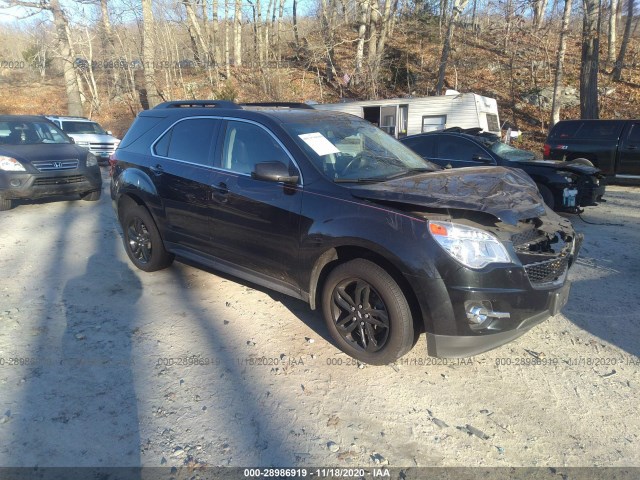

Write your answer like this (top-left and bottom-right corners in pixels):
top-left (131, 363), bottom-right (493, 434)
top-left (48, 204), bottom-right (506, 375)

top-left (321, 259), bottom-right (414, 365)
top-left (537, 183), bottom-right (555, 210)
top-left (81, 190), bottom-right (101, 201)
top-left (0, 196), bottom-right (13, 211)
top-left (121, 204), bottom-right (174, 272)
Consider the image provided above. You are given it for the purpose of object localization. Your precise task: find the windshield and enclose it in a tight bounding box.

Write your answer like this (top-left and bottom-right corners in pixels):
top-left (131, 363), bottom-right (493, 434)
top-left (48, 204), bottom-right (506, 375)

top-left (0, 120), bottom-right (72, 145)
top-left (285, 115), bottom-right (439, 182)
top-left (61, 121), bottom-right (107, 135)
top-left (490, 141), bottom-right (536, 162)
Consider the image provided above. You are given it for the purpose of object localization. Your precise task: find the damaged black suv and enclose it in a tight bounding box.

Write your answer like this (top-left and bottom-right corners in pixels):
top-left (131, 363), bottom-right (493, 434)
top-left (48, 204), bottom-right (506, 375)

top-left (110, 101), bottom-right (582, 365)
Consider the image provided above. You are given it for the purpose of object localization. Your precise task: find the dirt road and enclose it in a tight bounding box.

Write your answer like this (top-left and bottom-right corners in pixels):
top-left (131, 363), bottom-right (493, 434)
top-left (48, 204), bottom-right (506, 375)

top-left (0, 170), bottom-right (638, 469)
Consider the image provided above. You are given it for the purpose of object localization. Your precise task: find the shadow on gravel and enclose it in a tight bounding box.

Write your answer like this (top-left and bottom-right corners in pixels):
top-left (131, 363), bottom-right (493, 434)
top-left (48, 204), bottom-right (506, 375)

top-left (561, 202), bottom-right (640, 359)
top-left (7, 200), bottom-right (143, 468)
top-left (166, 262), bottom-right (315, 466)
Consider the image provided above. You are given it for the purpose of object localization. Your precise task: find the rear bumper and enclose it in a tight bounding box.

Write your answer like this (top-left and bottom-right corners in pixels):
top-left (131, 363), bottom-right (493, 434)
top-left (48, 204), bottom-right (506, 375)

top-left (0, 169), bottom-right (102, 200)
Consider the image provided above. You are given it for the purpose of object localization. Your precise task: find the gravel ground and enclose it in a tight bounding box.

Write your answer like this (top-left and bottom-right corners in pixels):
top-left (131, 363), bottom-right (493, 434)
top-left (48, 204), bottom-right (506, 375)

top-left (0, 169), bottom-right (638, 470)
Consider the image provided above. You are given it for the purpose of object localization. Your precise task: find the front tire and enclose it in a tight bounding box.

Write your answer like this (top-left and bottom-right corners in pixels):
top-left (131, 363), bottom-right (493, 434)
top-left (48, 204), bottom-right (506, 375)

top-left (81, 190), bottom-right (101, 201)
top-left (321, 259), bottom-right (414, 365)
top-left (0, 196), bottom-right (13, 211)
top-left (121, 204), bottom-right (174, 272)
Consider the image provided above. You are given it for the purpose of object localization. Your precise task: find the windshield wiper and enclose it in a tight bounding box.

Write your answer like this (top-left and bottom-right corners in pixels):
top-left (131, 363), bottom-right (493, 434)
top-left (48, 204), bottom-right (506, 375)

top-left (333, 177), bottom-right (385, 183)
top-left (383, 167), bottom-right (435, 179)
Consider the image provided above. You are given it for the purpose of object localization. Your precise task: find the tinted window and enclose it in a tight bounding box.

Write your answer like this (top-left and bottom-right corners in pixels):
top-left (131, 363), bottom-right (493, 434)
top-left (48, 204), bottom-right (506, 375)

top-left (221, 120), bottom-right (290, 175)
top-left (403, 136), bottom-right (435, 157)
top-left (164, 118), bottom-right (217, 165)
top-left (550, 121), bottom-right (581, 139)
top-left (154, 129), bottom-right (172, 157)
top-left (61, 121), bottom-right (107, 134)
top-left (627, 123), bottom-right (640, 143)
top-left (0, 120), bottom-right (70, 145)
top-left (436, 136), bottom-right (486, 161)
top-left (576, 122), bottom-right (621, 140)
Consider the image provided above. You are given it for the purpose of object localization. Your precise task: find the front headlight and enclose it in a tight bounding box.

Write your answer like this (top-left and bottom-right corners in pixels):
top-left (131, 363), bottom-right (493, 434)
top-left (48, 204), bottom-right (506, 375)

top-left (429, 221), bottom-right (512, 269)
top-left (75, 140), bottom-right (91, 147)
top-left (558, 170), bottom-right (578, 184)
top-left (0, 156), bottom-right (26, 172)
top-left (86, 153), bottom-right (98, 167)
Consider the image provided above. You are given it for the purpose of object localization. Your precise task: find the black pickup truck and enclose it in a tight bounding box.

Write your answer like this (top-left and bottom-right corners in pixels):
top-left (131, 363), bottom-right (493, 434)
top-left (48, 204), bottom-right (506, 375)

top-left (544, 119), bottom-right (640, 181)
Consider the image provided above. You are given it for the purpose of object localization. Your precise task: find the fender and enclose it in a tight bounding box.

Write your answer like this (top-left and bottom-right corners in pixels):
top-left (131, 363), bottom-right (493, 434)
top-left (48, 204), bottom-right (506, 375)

top-left (113, 167), bottom-right (164, 223)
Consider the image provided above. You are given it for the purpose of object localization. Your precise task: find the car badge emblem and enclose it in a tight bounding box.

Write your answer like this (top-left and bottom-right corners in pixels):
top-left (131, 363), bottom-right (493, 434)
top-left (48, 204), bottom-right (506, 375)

top-left (53, 161), bottom-right (63, 168)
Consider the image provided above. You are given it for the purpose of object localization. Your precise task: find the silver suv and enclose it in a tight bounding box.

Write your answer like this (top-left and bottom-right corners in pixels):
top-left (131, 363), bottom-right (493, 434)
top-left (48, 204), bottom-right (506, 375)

top-left (47, 116), bottom-right (120, 163)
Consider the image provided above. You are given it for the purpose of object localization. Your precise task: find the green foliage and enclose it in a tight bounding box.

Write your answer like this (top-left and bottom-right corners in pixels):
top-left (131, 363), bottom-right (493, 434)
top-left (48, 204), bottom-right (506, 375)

top-left (216, 82), bottom-right (238, 102)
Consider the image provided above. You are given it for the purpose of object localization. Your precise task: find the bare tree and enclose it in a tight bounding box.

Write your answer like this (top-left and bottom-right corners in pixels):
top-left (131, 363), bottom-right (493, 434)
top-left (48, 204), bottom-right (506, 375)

top-left (550, 0), bottom-right (574, 126)
top-left (607, 0), bottom-right (618, 63)
top-left (234, 0), bottom-right (242, 66)
top-left (435, 0), bottom-right (468, 94)
top-left (580, 0), bottom-right (601, 118)
top-left (612, 0), bottom-right (634, 81)
top-left (141, 0), bottom-right (161, 108)
top-left (532, 0), bottom-right (549, 28)
top-left (0, 0), bottom-right (84, 115)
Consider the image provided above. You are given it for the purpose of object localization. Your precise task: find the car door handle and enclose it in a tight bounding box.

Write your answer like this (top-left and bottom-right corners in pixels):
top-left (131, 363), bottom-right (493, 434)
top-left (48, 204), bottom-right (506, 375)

top-left (149, 164), bottom-right (164, 175)
top-left (627, 144), bottom-right (637, 150)
top-left (212, 182), bottom-right (229, 203)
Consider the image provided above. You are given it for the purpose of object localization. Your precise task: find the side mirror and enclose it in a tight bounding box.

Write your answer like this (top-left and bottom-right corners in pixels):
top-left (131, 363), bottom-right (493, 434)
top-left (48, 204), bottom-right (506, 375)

top-left (251, 161), bottom-right (299, 184)
top-left (69, 137), bottom-right (75, 144)
top-left (472, 154), bottom-right (494, 164)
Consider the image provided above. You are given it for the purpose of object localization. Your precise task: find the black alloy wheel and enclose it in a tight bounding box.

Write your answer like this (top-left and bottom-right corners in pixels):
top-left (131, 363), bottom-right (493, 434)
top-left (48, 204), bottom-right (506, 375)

top-left (122, 204), bottom-right (174, 272)
top-left (322, 259), bottom-right (414, 365)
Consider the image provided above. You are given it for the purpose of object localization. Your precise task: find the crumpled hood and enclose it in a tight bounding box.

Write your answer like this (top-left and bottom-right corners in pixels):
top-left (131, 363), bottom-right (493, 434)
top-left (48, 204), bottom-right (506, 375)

top-left (349, 166), bottom-right (546, 225)
top-left (515, 159), bottom-right (601, 175)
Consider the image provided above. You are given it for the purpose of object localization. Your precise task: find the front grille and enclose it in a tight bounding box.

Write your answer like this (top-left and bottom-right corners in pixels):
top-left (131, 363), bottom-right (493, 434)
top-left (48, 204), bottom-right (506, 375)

top-left (32, 159), bottom-right (79, 172)
top-left (89, 143), bottom-right (117, 153)
top-left (511, 228), bottom-right (545, 247)
top-left (524, 255), bottom-right (569, 285)
top-left (34, 175), bottom-right (86, 186)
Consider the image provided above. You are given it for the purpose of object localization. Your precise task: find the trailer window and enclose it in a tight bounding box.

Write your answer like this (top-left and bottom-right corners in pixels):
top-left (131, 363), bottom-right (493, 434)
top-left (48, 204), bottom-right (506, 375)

top-left (485, 113), bottom-right (500, 133)
top-left (422, 115), bottom-right (446, 133)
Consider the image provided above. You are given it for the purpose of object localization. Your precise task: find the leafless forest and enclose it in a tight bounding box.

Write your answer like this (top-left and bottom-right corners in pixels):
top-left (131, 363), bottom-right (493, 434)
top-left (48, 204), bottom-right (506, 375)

top-left (0, 0), bottom-right (638, 144)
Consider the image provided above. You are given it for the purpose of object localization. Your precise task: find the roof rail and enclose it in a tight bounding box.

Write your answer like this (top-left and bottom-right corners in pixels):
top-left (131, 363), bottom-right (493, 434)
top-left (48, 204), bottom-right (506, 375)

top-left (241, 102), bottom-right (314, 109)
top-left (46, 115), bottom-right (90, 120)
top-left (154, 100), bottom-right (241, 109)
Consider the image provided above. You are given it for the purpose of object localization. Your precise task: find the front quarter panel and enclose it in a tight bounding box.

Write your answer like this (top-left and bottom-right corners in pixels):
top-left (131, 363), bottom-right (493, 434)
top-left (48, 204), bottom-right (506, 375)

top-left (111, 153), bottom-right (164, 224)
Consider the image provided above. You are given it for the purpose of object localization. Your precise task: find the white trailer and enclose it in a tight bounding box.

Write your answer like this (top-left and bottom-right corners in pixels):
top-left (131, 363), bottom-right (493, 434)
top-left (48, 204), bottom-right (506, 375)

top-left (313, 92), bottom-right (501, 138)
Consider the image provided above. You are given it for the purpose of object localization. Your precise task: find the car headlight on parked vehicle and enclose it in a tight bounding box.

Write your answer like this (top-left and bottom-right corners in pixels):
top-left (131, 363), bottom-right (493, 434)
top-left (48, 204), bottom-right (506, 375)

top-left (0, 156), bottom-right (26, 172)
top-left (75, 140), bottom-right (91, 147)
top-left (558, 170), bottom-right (578, 184)
top-left (86, 153), bottom-right (98, 167)
top-left (429, 221), bottom-right (511, 269)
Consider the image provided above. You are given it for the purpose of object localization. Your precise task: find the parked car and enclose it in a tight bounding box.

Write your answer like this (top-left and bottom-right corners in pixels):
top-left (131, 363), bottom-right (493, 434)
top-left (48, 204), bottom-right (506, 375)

top-left (400, 128), bottom-right (606, 212)
top-left (544, 119), bottom-right (640, 181)
top-left (46, 115), bottom-right (120, 164)
top-left (0, 115), bottom-right (102, 211)
top-left (110, 101), bottom-right (582, 365)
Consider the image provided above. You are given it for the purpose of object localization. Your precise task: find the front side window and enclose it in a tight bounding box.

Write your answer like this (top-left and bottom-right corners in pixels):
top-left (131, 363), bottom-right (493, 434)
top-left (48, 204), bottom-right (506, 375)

top-left (221, 120), bottom-right (291, 175)
top-left (627, 123), bottom-right (640, 143)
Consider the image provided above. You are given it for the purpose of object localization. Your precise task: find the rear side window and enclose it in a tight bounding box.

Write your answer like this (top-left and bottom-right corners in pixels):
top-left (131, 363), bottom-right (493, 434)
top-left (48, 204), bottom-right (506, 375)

top-left (403, 136), bottom-right (435, 157)
top-left (155, 118), bottom-right (218, 166)
top-left (551, 121), bottom-right (622, 140)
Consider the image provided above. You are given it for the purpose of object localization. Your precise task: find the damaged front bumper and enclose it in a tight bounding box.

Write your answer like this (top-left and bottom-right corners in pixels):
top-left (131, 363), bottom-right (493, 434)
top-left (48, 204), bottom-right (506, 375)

top-left (411, 212), bottom-right (583, 358)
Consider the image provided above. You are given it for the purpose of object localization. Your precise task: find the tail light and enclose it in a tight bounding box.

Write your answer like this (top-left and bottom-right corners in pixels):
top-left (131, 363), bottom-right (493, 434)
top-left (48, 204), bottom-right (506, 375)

top-left (543, 143), bottom-right (551, 157)
top-left (108, 154), bottom-right (117, 177)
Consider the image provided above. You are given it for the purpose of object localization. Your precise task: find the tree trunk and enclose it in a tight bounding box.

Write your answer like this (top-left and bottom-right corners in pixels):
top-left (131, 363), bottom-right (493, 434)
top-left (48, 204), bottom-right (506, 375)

top-left (99, 0), bottom-right (121, 97)
top-left (550, 0), bottom-right (573, 126)
top-left (141, 0), bottom-right (161, 108)
top-left (49, 0), bottom-right (83, 116)
top-left (435, 0), bottom-right (468, 94)
top-left (234, 0), bottom-right (242, 66)
top-left (292, 0), bottom-right (300, 50)
top-left (611, 0), bottom-right (633, 81)
top-left (212, 0), bottom-right (221, 66)
top-left (580, 0), bottom-right (601, 118)
top-left (184, 0), bottom-right (210, 65)
top-left (224, 0), bottom-right (231, 76)
top-left (355, 0), bottom-right (368, 82)
top-left (532, 0), bottom-right (548, 29)
top-left (607, 0), bottom-right (618, 64)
